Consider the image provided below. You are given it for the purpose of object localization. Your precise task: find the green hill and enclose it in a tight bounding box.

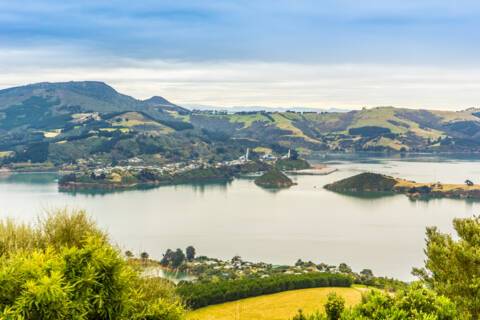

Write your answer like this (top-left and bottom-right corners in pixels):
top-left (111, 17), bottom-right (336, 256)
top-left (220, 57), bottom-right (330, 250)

top-left (2, 81), bottom-right (480, 168)
top-left (324, 172), bottom-right (398, 192)
top-left (254, 169), bottom-right (295, 188)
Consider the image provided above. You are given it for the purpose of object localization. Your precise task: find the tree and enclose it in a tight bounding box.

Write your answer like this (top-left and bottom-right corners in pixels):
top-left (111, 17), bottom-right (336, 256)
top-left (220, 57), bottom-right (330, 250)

top-left (338, 263), bottom-right (352, 274)
top-left (186, 245), bottom-right (196, 261)
top-left (172, 248), bottom-right (186, 268)
top-left (359, 269), bottom-right (374, 286)
top-left (325, 293), bottom-right (345, 320)
top-left (161, 249), bottom-right (174, 266)
top-left (125, 250), bottom-right (134, 259)
top-left (414, 216), bottom-right (480, 319)
top-left (140, 251), bottom-right (149, 261)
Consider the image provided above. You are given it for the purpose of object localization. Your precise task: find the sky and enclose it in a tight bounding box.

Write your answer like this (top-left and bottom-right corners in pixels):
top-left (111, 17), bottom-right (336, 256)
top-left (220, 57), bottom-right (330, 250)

top-left (2, 0), bottom-right (480, 110)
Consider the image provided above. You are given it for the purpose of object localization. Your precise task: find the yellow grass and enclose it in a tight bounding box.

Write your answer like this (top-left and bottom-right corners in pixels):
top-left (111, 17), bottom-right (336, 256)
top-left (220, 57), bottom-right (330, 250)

top-left (43, 129), bottom-right (61, 138)
top-left (270, 113), bottom-right (319, 143)
top-left (187, 287), bottom-right (364, 320)
top-left (0, 151), bottom-right (13, 158)
top-left (228, 113), bottom-right (271, 128)
top-left (348, 107), bottom-right (443, 139)
top-left (394, 179), bottom-right (480, 192)
top-left (364, 137), bottom-right (408, 151)
top-left (110, 112), bottom-right (173, 133)
top-left (253, 147), bottom-right (273, 154)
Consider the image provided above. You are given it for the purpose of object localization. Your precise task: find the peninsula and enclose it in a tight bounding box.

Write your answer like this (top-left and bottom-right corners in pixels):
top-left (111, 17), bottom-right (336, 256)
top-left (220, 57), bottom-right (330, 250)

top-left (325, 172), bottom-right (480, 200)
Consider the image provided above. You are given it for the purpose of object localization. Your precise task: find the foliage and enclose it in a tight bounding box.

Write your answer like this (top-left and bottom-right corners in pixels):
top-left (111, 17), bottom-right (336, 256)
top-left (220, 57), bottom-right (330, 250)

top-left (160, 248), bottom-right (186, 269)
top-left (254, 168), bottom-right (294, 188)
top-left (275, 158), bottom-right (310, 171)
top-left (348, 126), bottom-right (392, 137)
top-left (324, 293), bottom-right (345, 320)
top-left (186, 246), bottom-right (195, 261)
top-left (177, 272), bottom-right (352, 309)
top-left (295, 284), bottom-right (457, 320)
top-left (341, 284), bottom-right (457, 320)
top-left (0, 209), bottom-right (185, 320)
top-left (413, 216), bottom-right (480, 319)
top-left (324, 172), bottom-right (397, 193)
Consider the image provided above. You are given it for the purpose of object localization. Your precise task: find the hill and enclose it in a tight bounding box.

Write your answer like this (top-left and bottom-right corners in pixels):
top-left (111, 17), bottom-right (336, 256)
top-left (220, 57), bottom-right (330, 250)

top-left (325, 172), bottom-right (480, 199)
top-left (2, 81), bottom-right (480, 169)
top-left (254, 169), bottom-right (295, 188)
top-left (186, 287), bottom-right (363, 320)
top-left (324, 172), bottom-right (398, 192)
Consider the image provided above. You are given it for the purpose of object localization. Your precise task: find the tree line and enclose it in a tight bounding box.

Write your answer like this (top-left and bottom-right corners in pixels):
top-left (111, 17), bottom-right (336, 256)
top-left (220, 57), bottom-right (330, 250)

top-left (177, 272), bottom-right (352, 309)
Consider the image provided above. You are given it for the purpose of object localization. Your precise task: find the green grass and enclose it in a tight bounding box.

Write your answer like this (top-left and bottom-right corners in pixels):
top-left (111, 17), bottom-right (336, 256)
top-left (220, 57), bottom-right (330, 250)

top-left (0, 151), bottom-right (13, 158)
top-left (347, 107), bottom-right (442, 139)
top-left (186, 287), bottom-right (364, 320)
top-left (228, 113), bottom-right (271, 128)
top-left (270, 113), bottom-right (319, 142)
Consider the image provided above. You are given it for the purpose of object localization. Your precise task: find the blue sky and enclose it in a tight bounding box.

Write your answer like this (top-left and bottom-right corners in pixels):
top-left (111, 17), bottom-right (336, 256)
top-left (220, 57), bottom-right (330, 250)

top-left (2, 0), bottom-right (480, 109)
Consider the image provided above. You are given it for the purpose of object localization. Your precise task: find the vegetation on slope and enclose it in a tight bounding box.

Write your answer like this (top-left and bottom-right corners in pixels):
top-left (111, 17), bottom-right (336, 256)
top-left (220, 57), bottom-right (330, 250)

top-left (293, 284), bottom-right (456, 320)
top-left (254, 168), bottom-right (295, 188)
top-left (325, 172), bottom-right (480, 199)
top-left (275, 158), bottom-right (311, 171)
top-left (4, 82), bottom-right (480, 170)
top-left (324, 172), bottom-right (398, 192)
top-left (0, 209), bottom-right (185, 320)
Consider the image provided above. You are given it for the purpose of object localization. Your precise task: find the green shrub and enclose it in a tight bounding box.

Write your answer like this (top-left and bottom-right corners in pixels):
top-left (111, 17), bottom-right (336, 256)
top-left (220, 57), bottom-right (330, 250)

top-left (325, 293), bottom-right (345, 320)
top-left (0, 209), bottom-right (185, 320)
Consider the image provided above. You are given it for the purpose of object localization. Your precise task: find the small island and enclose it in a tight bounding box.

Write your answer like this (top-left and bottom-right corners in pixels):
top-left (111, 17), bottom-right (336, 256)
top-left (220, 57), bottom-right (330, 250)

top-left (58, 156), bottom-right (313, 192)
top-left (325, 172), bottom-right (480, 200)
top-left (254, 168), bottom-right (296, 189)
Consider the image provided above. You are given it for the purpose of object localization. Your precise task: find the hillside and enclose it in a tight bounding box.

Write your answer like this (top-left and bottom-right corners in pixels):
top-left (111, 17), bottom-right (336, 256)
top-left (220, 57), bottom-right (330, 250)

top-left (324, 173), bottom-right (398, 192)
top-left (325, 172), bottom-right (480, 199)
top-left (2, 81), bottom-right (480, 169)
top-left (187, 287), bottom-right (363, 320)
top-left (254, 169), bottom-right (295, 188)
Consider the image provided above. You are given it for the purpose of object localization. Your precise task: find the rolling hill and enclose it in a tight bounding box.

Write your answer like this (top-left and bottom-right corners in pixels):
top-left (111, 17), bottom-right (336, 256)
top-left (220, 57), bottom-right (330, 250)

top-left (1, 81), bottom-right (479, 168)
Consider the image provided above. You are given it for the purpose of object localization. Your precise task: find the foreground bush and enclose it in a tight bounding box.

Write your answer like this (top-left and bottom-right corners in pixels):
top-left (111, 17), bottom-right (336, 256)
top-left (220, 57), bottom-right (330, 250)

top-left (0, 209), bottom-right (185, 320)
top-left (414, 216), bottom-right (480, 319)
top-left (178, 272), bottom-right (352, 309)
top-left (293, 284), bottom-right (457, 320)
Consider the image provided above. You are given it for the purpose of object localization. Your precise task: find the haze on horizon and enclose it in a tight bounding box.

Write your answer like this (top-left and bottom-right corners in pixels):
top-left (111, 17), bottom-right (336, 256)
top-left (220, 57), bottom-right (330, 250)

top-left (2, 0), bottom-right (480, 111)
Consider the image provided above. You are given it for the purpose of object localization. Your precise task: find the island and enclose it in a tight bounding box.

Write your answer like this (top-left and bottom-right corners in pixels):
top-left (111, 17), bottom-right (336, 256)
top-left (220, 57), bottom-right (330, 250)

top-left (58, 161), bottom-right (271, 192)
top-left (324, 172), bottom-right (480, 199)
top-left (58, 157), bottom-right (318, 192)
top-left (254, 168), bottom-right (296, 189)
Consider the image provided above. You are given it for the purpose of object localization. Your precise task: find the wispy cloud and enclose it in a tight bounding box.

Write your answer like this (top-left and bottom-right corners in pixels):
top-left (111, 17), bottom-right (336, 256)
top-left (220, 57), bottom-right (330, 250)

top-left (1, 47), bottom-right (480, 110)
top-left (1, 1), bottom-right (480, 109)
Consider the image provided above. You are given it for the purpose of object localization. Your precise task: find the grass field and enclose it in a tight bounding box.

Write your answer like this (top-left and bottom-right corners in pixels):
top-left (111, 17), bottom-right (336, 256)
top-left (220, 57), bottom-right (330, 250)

top-left (0, 151), bottom-right (13, 158)
top-left (186, 287), bottom-right (364, 320)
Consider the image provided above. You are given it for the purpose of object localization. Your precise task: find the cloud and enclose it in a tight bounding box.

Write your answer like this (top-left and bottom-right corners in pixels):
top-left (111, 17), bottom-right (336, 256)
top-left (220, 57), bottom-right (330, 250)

top-left (1, 46), bottom-right (480, 110)
top-left (1, 1), bottom-right (480, 63)
top-left (2, 1), bottom-right (480, 109)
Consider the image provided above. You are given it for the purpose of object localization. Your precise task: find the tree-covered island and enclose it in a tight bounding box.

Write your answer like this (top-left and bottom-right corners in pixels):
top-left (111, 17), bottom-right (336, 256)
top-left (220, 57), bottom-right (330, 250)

top-left (325, 172), bottom-right (480, 200)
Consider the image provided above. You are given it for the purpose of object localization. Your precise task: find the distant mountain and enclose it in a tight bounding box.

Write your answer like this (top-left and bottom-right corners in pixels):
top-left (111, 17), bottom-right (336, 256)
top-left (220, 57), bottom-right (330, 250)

top-left (0, 80), bottom-right (187, 114)
top-left (182, 104), bottom-right (349, 113)
top-left (2, 81), bottom-right (480, 168)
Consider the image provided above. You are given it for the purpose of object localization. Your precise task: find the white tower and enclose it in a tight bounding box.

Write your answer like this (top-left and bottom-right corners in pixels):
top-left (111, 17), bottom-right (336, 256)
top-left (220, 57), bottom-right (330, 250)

top-left (246, 148), bottom-right (250, 161)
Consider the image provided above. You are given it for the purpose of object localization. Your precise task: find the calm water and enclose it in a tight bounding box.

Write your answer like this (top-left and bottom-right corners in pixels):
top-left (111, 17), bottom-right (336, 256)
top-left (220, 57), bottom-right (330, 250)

top-left (1, 154), bottom-right (480, 280)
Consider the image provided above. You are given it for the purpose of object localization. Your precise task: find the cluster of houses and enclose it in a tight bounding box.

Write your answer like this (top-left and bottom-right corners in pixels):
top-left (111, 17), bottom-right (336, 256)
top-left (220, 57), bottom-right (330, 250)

top-left (187, 255), bottom-right (325, 280)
